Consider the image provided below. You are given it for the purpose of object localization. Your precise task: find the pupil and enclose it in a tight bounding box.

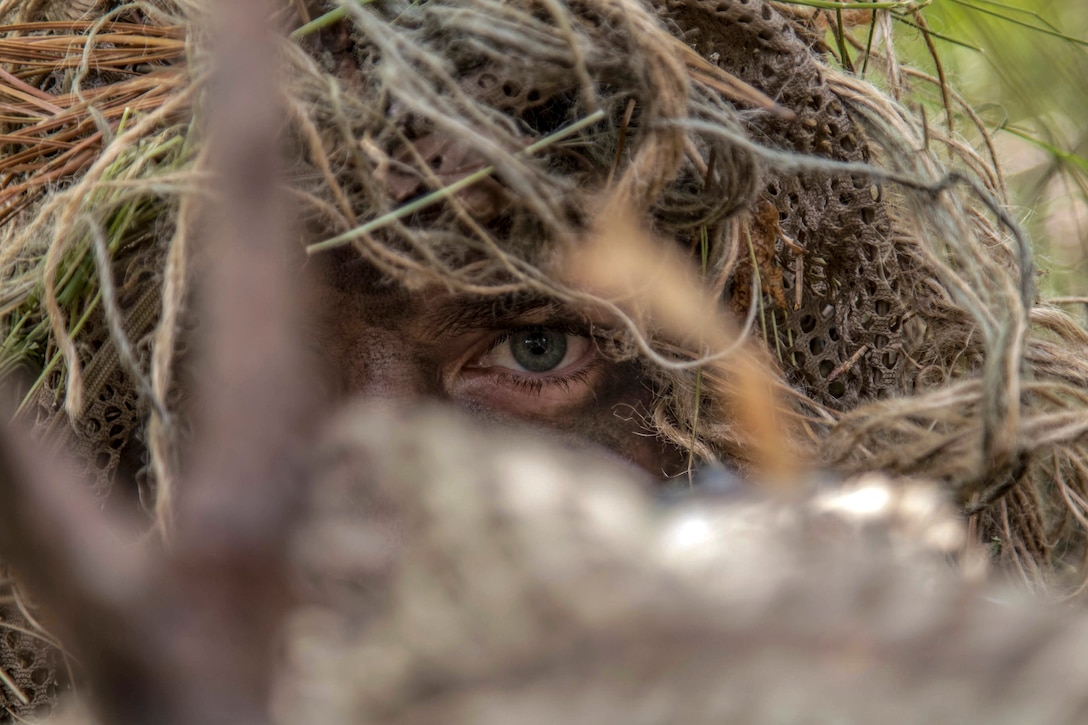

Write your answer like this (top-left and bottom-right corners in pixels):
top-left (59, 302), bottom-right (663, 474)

top-left (512, 328), bottom-right (568, 372)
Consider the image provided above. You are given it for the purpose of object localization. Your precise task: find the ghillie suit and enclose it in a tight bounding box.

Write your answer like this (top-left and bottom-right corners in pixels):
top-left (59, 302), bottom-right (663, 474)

top-left (3, 0), bottom-right (1088, 720)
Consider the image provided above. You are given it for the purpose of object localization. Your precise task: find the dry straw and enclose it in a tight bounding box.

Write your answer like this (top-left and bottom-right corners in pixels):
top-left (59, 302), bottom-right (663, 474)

top-left (1, 0), bottom-right (1088, 671)
top-left (5, 0), bottom-right (1088, 718)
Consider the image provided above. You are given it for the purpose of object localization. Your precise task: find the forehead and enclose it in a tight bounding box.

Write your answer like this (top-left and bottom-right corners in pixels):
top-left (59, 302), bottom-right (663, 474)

top-left (314, 252), bottom-right (573, 330)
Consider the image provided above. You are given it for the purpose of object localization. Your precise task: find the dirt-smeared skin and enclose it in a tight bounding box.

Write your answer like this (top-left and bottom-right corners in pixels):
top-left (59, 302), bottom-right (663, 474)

top-left (312, 258), bottom-right (686, 480)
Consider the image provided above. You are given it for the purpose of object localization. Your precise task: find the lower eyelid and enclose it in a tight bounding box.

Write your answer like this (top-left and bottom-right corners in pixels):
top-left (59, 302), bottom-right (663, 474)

top-left (491, 366), bottom-right (594, 395)
top-left (452, 338), bottom-right (603, 407)
top-left (454, 361), bottom-right (602, 412)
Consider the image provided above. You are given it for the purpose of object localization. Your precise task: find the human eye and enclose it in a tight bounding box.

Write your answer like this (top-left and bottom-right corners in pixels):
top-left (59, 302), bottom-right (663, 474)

top-left (476, 327), bottom-right (593, 376)
top-left (453, 325), bottom-right (603, 414)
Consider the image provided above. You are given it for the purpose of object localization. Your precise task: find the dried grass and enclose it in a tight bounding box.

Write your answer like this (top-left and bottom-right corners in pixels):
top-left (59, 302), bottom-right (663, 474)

top-left (2, 0), bottom-right (1088, 599)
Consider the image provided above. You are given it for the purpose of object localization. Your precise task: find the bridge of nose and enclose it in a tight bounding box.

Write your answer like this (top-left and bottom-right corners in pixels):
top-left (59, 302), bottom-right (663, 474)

top-left (315, 277), bottom-right (448, 402)
top-left (345, 326), bottom-right (446, 401)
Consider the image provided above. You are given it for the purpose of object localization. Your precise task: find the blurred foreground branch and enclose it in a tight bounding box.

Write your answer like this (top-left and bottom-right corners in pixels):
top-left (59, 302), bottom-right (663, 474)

top-left (0, 0), bottom-right (310, 722)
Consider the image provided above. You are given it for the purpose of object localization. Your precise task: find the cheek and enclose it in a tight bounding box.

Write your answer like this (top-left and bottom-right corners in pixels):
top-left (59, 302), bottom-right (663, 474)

top-left (553, 362), bottom-right (688, 479)
top-left (448, 367), bottom-right (600, 418)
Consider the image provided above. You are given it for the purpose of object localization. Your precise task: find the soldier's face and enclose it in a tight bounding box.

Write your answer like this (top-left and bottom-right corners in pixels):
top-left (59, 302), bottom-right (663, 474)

top-left (313, 256), bottom-right (686, 479)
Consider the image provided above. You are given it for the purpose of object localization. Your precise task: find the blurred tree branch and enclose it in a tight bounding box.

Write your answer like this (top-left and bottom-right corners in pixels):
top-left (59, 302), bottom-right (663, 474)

top-left (0, 1), bottom-right (311, 722)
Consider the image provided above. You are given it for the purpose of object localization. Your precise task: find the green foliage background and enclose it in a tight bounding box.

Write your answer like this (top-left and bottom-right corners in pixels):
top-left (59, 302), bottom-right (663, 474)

top-left (792, 0), bottom-right (1088, 297)
top-left (900, 0), bottom-right (1088, 297)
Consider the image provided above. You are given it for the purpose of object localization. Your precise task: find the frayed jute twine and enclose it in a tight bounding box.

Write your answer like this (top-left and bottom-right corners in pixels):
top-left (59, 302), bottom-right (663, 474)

top-left (2, 0), bottom-right (1088, 611)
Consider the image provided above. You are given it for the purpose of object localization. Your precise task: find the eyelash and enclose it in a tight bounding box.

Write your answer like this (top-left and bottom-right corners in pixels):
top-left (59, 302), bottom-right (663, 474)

top-left (488, 366), bottom-right (595, 397)
top-left (480, 322), bottom-right (584, 353)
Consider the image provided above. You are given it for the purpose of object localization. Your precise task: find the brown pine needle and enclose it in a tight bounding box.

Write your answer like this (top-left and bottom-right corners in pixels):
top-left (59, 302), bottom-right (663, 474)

top-left (0, 19), bottom-right (187, 225)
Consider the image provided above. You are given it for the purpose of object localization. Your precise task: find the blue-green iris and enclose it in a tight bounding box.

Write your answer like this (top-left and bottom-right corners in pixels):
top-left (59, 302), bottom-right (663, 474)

top-left (511, 328), bottom-right (567, 372)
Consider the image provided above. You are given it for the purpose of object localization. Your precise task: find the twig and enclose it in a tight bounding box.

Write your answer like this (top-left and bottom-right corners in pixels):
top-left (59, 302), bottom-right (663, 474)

top-left (794, 254), bottom-right (803, 311)
top-left (827, 344), bottom-right (869, 382)
top-left (607, 98), bottom-right (636, 187)
top-left (832, 8), bottom-right (855, 74)
top-left (891, 15), bottom-right (983, 51)
top-left (289, 0), bottom-right (379, 40)
top-left (306, 109), bottom-right (606, 255)
top-left (860, 3), bottom-right (878, 77)
top-left (912, 11), bottom-right (953, 133)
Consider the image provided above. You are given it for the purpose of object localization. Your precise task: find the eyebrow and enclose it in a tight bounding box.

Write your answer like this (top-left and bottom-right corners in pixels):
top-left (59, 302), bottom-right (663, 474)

top-left (424, 293), bottom-right (583, 335)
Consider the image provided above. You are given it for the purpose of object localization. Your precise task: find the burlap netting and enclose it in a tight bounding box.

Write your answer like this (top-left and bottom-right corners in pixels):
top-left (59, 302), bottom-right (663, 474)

top-left (0, 588), bottom-right (58, 720)
top-left (664, 0), bottom-right (904, 409)
top-left (0, 0), bottom-right (986, 719)
top-left (444, 0), bottom-right (905, 409)
top-left (0, 239), bottom-right (167, 720)
top-left (314, 0), bottom-right (910, 416)
top-left (31, 242), bottom-right (164, 503)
